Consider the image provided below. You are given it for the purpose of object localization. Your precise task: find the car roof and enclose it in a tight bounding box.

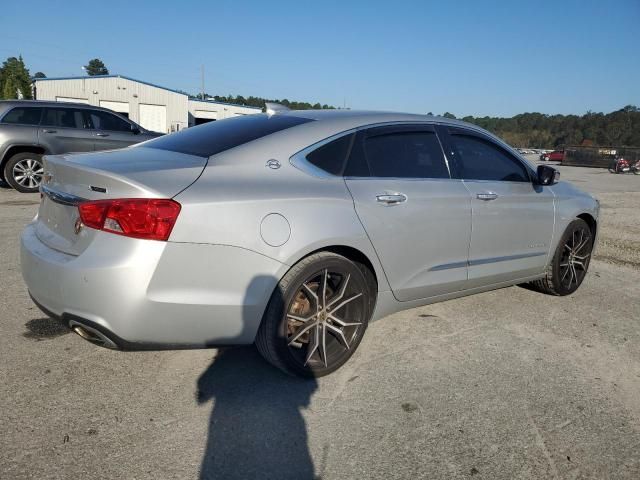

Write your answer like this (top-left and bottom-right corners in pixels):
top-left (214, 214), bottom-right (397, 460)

top-left (282, 108), bottom-right (471, 128)
top-left (0, 99), bottom-right (106, 110)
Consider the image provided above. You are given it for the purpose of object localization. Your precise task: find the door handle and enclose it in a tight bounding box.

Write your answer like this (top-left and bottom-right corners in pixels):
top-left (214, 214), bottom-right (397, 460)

top-left (42, 129), bottom-right (57, 134)
top-left (477, 192), bottom-right (498, 201)
top-left (376, 193), bottom-right (407, 205)
top-left (95, 133), bottom-right (110, 137)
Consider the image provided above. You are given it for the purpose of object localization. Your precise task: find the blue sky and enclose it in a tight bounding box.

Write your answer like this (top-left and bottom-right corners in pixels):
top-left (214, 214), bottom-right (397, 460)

top-left (1, 0), bottom-right (638, 117)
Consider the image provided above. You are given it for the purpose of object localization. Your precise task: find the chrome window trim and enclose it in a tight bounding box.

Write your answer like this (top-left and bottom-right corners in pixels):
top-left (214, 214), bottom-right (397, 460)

top-left (290, 120), bottom-right (454, 180)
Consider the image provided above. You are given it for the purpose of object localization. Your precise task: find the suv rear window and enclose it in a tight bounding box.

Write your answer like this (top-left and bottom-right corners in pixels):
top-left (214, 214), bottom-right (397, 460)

top-left (144, 114), bottom-right (314, 157)
top-left (1, 107), bottom-right (43, 125)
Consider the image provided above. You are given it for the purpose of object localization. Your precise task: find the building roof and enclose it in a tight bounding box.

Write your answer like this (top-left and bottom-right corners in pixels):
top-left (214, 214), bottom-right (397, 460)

top-left (33, 74), bottom-right (261, 110)
top-left (188, 97), bottom-right (261, 111)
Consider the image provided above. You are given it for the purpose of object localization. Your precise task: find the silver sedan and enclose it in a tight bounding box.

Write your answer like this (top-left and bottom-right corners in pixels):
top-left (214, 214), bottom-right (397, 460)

top-left (21, 108), bottom-right (599, 377)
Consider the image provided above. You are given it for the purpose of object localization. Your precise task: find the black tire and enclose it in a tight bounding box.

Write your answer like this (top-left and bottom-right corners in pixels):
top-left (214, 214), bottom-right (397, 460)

top-left (530, 218), bottom-right (593, 296)
top-left (3, 152), bottom-right (44, 193)
top-left (256, 252), bottom-right (375, 377)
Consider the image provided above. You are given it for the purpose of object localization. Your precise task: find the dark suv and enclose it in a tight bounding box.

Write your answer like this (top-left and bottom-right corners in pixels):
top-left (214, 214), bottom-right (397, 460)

top-left (0, 100), bottom-right (160, 193)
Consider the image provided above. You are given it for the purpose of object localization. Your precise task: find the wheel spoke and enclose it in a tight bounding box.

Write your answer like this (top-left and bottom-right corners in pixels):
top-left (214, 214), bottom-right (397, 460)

top-left (13, 164), bottom-right (27, 173)
top-left (320, 269), bottom-right (328, 310)
top-left (574, 236), bottom-right (590, 255)
top-left (319, 323), bottom-right (328, 367)
top-left (304, 324), bottom-right (320, 366)
top-left (326, 274), bottom-right (350, 309)
top-left (574, 252), bottom-right (590, 261)
top-left (329, 293), bottom-right (362, 313)
top-left (302, 282), bottom-right (318, 301)
top-left (287, 313), bottom-right (315, 323)
top-left (560, 265), bottom-right (570, 283)
top-left (326, 323), bottom-right (351, 349)
top-left (328, 313), bottom-right (362, 328)
top-left (288, 320), bottom-right (319, 346)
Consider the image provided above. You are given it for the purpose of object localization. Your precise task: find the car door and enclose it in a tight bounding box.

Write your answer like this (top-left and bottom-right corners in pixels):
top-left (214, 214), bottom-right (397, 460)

top-left (344, 124), bottom-right (472, 302)
top-left (39, 107), bottom-right (94, 154)
top-left (86, 109), bottom-right (142, 150)
top-left (438, 126), bottom-right (555, 286)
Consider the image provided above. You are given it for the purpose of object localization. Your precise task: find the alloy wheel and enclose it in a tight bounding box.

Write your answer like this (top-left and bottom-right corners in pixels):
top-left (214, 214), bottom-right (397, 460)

top-left (559, 225), bottom-right (592, 290)
top-left (12, 158), bottom-right (44, 189)
top-left (286, 268), bottom-right (365, 369)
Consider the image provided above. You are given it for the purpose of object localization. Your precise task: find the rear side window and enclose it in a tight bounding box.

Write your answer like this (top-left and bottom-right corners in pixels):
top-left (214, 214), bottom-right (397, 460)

top-left (89, 110), bottom-right (132, 132)
top-left (144, 114), bottom-right (314, 157)
top-left (42, 108), bottom-right (86, 129)
top-left (305, 133), bottom-right (354, 175)
top-left (363, 131), bottom-right (449, 178)
top-left (2, 107), bottom-right (43, 125)
top-left (450, 134), bottom-right (529, 182)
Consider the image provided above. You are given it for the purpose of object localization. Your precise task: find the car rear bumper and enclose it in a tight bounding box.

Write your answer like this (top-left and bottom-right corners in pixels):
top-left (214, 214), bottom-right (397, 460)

top-left (21, 222), bottom-right (287, 349)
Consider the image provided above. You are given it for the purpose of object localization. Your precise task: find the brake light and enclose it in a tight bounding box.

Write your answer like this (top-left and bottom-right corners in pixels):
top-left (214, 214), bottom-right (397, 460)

top-left (78, 198), bottom-right (181, 241)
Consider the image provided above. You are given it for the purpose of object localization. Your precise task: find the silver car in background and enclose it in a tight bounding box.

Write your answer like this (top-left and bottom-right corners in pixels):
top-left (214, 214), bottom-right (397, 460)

top-left (21, 109), bottom-right (599, 377)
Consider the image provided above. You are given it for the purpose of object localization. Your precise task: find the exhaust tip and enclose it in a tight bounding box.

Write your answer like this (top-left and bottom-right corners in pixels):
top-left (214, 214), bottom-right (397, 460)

top-left (69, 322), bottom-right (118, 349)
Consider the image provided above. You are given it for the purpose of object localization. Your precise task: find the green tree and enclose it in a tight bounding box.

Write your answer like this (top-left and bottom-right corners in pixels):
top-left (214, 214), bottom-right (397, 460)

top-left (33, 71), bottom-right (46, 78)
top-left (442, 112), bottom-right (456, 119)
top-left (0, 56), bottom-right (33, 99)
top-left (84, 58), bottom-right (109, 76)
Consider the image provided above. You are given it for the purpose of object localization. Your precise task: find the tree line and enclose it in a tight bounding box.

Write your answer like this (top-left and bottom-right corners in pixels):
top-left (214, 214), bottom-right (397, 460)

top-left (439, 107), bottom-right (640, 148)
top-left (195, 93), bottom-right (335, 111)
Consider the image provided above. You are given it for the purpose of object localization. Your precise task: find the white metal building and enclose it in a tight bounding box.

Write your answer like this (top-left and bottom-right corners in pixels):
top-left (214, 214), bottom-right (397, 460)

top-left (33, 75), bottom-right (261, 133)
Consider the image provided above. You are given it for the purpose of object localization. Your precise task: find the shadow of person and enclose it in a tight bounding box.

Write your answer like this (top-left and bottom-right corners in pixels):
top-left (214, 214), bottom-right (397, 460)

top-left (197, 276), bottom-right (319, 480)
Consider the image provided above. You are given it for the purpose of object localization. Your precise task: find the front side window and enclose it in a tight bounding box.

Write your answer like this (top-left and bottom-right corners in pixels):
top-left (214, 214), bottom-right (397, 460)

top-left (42, 108), bottom-right (86, 129)
top-left (1, 107), bottom-right (43, 125)
top-left (362, 130), bottom-right (449, 179)
top-left (450, 134), bottom-right (530, 182)
top-left (89, 111), bottom-right (132, 132)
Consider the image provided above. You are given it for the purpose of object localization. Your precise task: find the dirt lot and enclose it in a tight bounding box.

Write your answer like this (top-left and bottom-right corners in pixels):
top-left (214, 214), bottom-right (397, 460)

top-left (0, 162), bottom-right (639, 480)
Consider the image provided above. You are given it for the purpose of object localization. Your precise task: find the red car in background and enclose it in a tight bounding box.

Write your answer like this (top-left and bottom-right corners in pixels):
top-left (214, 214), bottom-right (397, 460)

top-left (540, 150), bottom-right (565, 161)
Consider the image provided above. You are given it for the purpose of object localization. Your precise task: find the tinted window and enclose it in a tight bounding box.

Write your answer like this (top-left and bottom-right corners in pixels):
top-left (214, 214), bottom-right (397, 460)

top-left (89, 111), bottom-right (132, 132)
top-left (450, 134), bottom-right (529, 182)
top-left (363, 131), bottom-right (449, 178)
top-left (42, 108), bottom-right (86, 129)
top-left (306, 133), bottom-right (353, 175)
top-left (145, 114), bottom-right (314, 157)
top-left (2, 107), bottom-right (43, 125)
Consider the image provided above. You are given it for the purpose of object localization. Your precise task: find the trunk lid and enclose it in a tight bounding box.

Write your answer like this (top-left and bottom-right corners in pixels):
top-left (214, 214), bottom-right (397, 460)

top-left (35, 146), bottom-right (207, 256)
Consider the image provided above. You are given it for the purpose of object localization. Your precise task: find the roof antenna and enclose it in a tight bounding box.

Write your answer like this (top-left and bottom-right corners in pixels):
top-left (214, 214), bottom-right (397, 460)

top-left (265, 102), bottom-right (290, 115)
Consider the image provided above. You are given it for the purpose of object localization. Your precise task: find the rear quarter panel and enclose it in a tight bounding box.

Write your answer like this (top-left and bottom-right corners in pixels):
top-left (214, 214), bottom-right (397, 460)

top-left (170, 132), bottom-right (392, 294)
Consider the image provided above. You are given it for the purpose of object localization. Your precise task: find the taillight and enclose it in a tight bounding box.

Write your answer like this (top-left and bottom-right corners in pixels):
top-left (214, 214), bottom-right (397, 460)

top-left (78, 198), bottom-right (181, 241)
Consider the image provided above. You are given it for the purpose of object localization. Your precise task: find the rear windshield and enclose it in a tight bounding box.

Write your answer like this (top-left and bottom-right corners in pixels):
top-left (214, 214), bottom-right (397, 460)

top-left (143, 114), bottom-right (314, 157)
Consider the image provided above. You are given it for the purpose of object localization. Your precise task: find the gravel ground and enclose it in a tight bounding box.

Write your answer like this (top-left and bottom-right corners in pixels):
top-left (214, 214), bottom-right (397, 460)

top-left (0, 163), bottom-right (639, 480)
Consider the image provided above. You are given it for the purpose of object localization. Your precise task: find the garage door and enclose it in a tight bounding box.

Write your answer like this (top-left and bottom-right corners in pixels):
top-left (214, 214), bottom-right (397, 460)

top-left (194, 109), bottom-right (218, 120)
top-left (99, 100), bottom-right (130, 117)
top-left (139, 104), bottom-right (167, 133)
top-left (56, 96), bottom-right (89, 104)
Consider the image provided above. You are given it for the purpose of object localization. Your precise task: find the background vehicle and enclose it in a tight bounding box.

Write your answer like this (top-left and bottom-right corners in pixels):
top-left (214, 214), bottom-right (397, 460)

top-left (541, 149), bottom-right (565, 161)
top-left (608, 156), bottom-right (631, 173)
top-left (21, 110), bottom-right (599, 377)
top-left (632, 159), bottom-right (640, 175)
top-left (0, 100), bottom-right (159, 193)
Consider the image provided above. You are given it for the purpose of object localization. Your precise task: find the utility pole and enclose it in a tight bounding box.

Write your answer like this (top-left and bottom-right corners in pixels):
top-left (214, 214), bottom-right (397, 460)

top-left (201, 65), bottom-right (205, 100)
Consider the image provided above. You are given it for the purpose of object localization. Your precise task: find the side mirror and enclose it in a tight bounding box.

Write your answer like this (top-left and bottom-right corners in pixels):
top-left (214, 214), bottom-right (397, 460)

top-left (130, 125), bottom-right (141, 135)
top-left (537, 165), bottom-right (560, 185)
